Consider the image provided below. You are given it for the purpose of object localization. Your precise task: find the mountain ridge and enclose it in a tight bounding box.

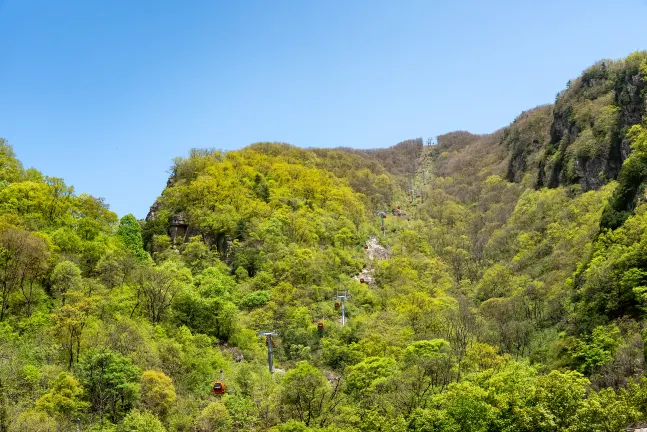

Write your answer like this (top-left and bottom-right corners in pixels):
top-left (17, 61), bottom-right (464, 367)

top-left (3, 52), bottom-right (647, 431)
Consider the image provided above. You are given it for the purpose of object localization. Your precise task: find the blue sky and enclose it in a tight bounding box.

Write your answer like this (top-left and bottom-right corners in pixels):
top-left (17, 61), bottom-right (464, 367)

top-left (2, 0), bottom-right (647, 218)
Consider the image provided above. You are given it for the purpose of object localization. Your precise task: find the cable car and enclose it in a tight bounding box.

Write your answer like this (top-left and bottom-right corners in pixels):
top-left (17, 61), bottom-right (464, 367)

top-left (212, 381), bottom-right (226, 395)
top-left (381, 226), bottom-right (385, 231)
top-left (317, 322), bottom-right (324, 331)
top-left (359, 277), bottom-right (365, 284)
top-left (265, 336), bottom-right (274, 347)
top-left (334, 301), bottom-right (341, 309)
top-left (212, 369), bottom-right (226, 395)
top-left (363, 244), bottom-right (369, 250)
top-left (416, 193), bottom-right (421, 198)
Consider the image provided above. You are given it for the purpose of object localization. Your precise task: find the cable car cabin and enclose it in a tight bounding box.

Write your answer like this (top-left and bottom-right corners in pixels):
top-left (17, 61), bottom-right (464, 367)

top-left (360, 277), bottom-right (365, 284)
top-left (317, 322), bottom-right (324, 331)
top-left (265, 336), bottom-right (274, 347)
top-left (334, 301), bottom-right (341, 309)
top-left (212, 382), bottom-right (226, 395)
top-left (380, 226), bottom-right (385, 231)
top-left (363, 244), bottom-right (368, 250)
top-left (416, 194), bottom-right (421, 198)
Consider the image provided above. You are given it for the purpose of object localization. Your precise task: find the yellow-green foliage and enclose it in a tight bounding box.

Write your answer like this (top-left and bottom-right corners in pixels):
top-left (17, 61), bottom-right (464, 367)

top-left (4, 53), bottom-right (647, 431)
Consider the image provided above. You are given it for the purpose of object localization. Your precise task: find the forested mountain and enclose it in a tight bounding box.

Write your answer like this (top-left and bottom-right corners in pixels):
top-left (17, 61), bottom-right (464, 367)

top-left (3, 52), bottom-right (647, 431)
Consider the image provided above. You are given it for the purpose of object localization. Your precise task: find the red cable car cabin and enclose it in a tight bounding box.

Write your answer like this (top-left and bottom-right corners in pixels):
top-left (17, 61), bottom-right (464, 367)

top-left (317, 322), bottom-right (324, 331)
top-left (334, 301), bottom-right (341, 309)
top-left (212, 382), bottom-right (226, 395)
top-left (360, 277), bottom-right (365, 284)
top-left (363, 244), bottom-right (368, 250)
top-left (381, 226), bottom-right (385, 231)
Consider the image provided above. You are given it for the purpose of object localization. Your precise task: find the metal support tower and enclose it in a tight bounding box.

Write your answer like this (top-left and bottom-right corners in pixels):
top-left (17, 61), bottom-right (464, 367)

top-left (334, 291), bottom-right (351, 327)
top-left (376, 211), bottom-right (388, 235)
top-left (258, 331), bottom-right (278, 373)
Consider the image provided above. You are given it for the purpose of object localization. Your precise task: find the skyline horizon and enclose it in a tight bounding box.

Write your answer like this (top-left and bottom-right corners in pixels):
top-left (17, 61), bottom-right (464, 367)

top-left (3, 1), bottom-right (647, 217)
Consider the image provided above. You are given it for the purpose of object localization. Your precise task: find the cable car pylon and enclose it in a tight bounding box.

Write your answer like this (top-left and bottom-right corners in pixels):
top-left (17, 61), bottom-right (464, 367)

top-left (334, 290), bottom-right (351, 326)
top-left (258, 330), bottom-right (278, 373)
top-left (376, 210), bottom-right (388, 235)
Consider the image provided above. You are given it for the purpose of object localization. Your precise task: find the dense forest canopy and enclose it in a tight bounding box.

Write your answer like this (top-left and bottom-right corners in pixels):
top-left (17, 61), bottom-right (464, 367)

top-left (2, 52), bottom-right (647, 431)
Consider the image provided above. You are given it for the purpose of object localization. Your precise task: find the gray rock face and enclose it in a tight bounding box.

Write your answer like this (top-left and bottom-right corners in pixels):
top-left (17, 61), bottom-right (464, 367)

top-left (145, 200), bottom-right (161, 222)
top-left (537, 65), bottom-right (646, 191)
top-left (354, 236), bottom-right (391, 286)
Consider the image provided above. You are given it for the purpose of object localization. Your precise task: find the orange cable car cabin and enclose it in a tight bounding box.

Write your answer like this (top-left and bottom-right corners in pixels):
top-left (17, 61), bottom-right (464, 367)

top-left (212, 381), bottom-right (226, 395)
top-left (334, 301), bottom-right (341, 309)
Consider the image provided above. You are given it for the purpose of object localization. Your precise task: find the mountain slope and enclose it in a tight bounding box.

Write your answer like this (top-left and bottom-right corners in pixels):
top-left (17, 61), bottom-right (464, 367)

top-left (4, 52), bottom-right (647, 431)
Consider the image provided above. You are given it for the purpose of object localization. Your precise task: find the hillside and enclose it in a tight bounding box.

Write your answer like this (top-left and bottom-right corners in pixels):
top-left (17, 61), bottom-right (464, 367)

top-left (2, 52), bottom-right (647, 432)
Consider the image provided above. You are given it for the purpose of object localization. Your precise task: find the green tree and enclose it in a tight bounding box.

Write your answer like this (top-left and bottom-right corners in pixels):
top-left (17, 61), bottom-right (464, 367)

top-left (280, 361), bottom-right (336, 427)
top-left (11, 409), bottom-right (56, 432)
top-left (35, 372), bottom-right (88, 422)
top-left (0, 139), bottom-right (23, 183)
top-left (52, 298), bottom-right (94, 369)
top-left (192, 401), bottom-right (232, 432)
top-left (117, 214), bottom-right (148, 261)
top-left (0, 227), bottom-right (49, 321)
top-left (78, 348), bottom-right (141, 423)
top-left (50, 260), bottom-right (82, 303)
top-left (394, 339), bottom-right (453, 414)
top-left (517, 370), bottom-right (590, 432)
top-left (140, 370), bottom-right (177, 419)
top-left (134, 260), bottom-right (192, 324)
top-left (118, 410), bottom-right (166, 432)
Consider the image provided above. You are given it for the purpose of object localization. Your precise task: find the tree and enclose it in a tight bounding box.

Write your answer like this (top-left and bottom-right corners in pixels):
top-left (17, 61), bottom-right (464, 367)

top-left (50, 260), bottom-right (82, 303)
top-left (35, 372), bottom-right (88, 422)
top-left (517, 370), bottom-right (590, 432)
top-left (118, 409), bottom-right (166, 432)
top-left (117, 214), bottom-right (148, 261)
top-left (0, 378), bottom-right (7, 432)
top-left (44, 176), bottom-right (74, 224)
top-left (394, 339), bottom-right (453, 414)
top-left (78, 348), bottom-right (141, 423)
top-left (140, 370), bottom-right (177, 419)
top-left (0, 227), bottom-right (49, 321)
top-left (11, 410), bottom-right (56, 432)
top-left (0, 139), bottom-right (23, 183)
top-left (192, 401), bottom-right (232, 432)
top-left (52, 298), bottom-right (94, 369)
top-left (134, 261), bottom-right (192, 324)
top-left (280, 361), bottom-right (340, 427)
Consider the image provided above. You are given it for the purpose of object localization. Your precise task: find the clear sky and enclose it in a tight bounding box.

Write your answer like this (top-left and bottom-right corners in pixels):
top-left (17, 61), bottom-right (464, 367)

top-left (2, 0), bottom-right (647, 218)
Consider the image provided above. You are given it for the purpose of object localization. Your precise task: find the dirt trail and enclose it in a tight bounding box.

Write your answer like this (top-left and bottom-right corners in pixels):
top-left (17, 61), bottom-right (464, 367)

top-left (354, 236), bottom-right (391, 285)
